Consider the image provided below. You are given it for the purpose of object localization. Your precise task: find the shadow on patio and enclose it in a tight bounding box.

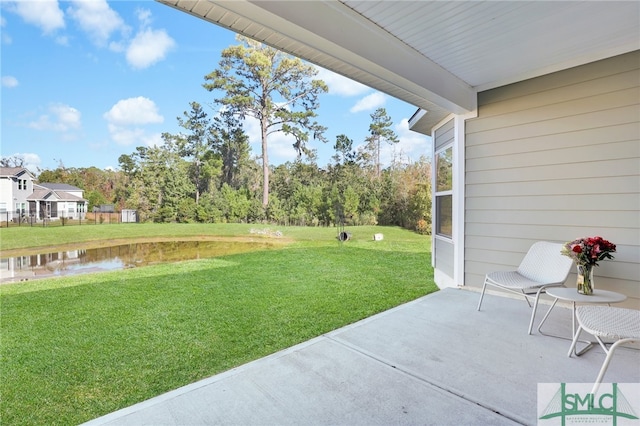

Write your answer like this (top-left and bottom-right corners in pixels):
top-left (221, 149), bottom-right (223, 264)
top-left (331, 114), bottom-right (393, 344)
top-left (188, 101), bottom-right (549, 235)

top-left (85, 288), bottom-right (639, 425)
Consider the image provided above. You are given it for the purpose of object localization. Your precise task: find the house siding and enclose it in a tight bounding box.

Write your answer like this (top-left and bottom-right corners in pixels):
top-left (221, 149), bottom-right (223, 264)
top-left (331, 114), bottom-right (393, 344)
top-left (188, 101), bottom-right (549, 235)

top-left (435, 118), bottom-right (454, 150)
top-left (0, 168), bottom-right (35, 221)
top-left (464, 50), bottom-right (640, 308)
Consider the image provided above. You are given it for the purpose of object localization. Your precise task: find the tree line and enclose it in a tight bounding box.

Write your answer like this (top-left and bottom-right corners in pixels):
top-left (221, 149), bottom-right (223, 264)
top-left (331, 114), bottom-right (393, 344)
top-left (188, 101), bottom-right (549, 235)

top-left (32, 141), bottom-right (431, 233)
top-left (7, 36), bottom-right (432, 234)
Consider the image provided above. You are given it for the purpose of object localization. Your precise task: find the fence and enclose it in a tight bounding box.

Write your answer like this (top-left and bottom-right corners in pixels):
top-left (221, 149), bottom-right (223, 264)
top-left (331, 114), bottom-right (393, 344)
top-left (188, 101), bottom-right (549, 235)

top-left (1, 210), bottom-right (139, 228)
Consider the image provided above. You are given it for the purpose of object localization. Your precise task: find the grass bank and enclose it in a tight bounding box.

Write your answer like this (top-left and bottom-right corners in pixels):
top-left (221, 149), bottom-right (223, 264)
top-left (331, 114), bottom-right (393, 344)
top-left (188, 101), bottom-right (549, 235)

top-left (1, 224), bottom-right (436, 425)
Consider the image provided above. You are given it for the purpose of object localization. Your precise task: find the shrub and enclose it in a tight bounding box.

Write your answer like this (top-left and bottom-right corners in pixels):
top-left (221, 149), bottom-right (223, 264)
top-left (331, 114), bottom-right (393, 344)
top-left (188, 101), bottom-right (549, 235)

top-left (415, 219), bottom-right (430, 235)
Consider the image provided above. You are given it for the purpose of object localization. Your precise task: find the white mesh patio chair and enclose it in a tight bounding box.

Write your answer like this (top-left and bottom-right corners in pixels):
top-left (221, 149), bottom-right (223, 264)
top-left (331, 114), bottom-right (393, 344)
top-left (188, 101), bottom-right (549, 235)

top-left (476, 241), bottom-right (573, 334)
top-left (568, 305), bottom-right (640, 395)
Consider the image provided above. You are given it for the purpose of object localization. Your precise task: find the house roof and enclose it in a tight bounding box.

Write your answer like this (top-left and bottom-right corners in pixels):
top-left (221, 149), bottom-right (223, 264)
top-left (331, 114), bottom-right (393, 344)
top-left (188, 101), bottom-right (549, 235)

top-left (27, 189), bottom-right (86, 202)
top-left (157, 0), bottom-right (640, 134)
top-left (0, 166), bottom-right (35, 179)
top-left (38, 182), bottom-right (84, 192)
top-left (26, 189), bottom-right (53, 202)
top-left (29, 183), bottom-right (88, 202)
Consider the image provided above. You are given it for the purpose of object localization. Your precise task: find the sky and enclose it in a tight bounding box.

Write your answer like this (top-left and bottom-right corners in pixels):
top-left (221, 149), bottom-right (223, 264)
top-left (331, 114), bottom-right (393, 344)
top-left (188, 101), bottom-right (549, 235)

top-left (1, 0), bottom-right (432, 174)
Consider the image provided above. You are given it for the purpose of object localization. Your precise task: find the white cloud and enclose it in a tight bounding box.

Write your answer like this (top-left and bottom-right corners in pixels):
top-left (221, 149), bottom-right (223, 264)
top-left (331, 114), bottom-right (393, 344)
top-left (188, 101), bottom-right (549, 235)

top-left (107, 124), bottom-right (162, 147)
top-left (243, 116), bottom-right (298, 163)
top-left (378, 118), bottom-right (432, 166)
top-left (316, 67), bottom-right (370, 97)
top-left (243, 116), bottom-right (261, 147)
top-left (104, 97), bottom-right (163, 126)
top-left (67, 0), bottom-right (127, 46)
top-left (136, 8), bottom-right (152, 27)
top-left (29, 103), bottom-right (81, 132)
top-left (268, 132), bottom-right (299, 163)
top-left (104, 97), bottom-right (164, 146)
top-left (108, 40), bottom-right (126, 53)
top-left (51, 104), bottom-right (82, 129)
top-left (2, 76), bottom-right (19, 88)
top-left (54, 34), bottom-right (69, 45)
top-left (126, 28), bottom-right (175, 69)
top-left (8, 0), bottom-right (65, 34)
top-left (1, 153), bottom-right (42, 172)
top-left (0, 16), bottom-right (10, 44)
top-left (22, 153), bottom-right (42, 171)
top-left (350, 92), bottom-right (387, 113)
top-left (8, 2), bottom-right (172, 69)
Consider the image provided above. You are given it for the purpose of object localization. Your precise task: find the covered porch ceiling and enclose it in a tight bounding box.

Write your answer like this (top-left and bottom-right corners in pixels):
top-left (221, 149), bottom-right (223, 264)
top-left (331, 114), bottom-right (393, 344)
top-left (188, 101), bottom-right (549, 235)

top-left (157, 0), bottom-right (639, 134)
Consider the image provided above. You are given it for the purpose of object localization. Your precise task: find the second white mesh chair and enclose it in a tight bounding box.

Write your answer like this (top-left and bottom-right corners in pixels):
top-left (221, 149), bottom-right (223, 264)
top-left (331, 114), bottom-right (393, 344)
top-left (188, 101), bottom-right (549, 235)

top-left (476, 241), bottom-right (573, 334)
top-left (568, 305), bottom-right (640, 395)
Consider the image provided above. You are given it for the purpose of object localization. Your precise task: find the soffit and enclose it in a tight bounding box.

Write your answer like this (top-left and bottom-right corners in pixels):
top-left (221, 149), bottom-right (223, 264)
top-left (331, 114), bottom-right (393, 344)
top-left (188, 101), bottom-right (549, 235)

top-left (345, 1), bottom-right (639, 91)
top-left (157, 0), bottom-right (639, 133)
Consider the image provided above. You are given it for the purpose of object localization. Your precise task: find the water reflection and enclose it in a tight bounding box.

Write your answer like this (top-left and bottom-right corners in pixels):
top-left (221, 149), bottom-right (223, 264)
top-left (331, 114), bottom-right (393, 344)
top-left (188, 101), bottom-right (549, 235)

top-left (0, 241), bottom-right (267, 284)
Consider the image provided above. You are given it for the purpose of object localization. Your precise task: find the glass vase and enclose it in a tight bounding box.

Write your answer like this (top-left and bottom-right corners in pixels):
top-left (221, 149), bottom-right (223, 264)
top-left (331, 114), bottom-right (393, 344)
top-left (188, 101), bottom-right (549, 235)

top-left (576, 264), bottom-right (595, 295)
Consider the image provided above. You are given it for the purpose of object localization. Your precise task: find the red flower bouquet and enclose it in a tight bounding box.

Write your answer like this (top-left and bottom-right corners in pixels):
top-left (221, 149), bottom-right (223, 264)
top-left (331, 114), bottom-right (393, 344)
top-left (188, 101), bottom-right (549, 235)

top-left (562, 236), bottom-right (616, 267)
top-left (561, 236), bottom-right (616, 295)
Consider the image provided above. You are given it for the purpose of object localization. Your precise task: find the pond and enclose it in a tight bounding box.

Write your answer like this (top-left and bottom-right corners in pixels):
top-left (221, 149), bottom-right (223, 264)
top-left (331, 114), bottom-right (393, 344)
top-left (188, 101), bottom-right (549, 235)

top-left (0, 240), bottom-right (273, 284)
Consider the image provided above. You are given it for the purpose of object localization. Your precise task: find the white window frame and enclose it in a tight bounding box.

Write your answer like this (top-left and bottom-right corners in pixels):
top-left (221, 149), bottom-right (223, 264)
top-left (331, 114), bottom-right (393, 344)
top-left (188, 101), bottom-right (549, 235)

top-left (431, 111), bottom-right (476, 288)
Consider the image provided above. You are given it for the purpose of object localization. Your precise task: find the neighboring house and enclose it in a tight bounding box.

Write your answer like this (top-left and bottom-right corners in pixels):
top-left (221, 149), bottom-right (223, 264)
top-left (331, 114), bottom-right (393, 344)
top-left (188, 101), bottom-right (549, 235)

top-left (0, 167), bottom-right (88, 221)
top-left (158, 1), bottom-right (639, 307)
top-left (0, 167), bottom-right (35, 221)
top-left (29, 183), bottom-right (88, 220)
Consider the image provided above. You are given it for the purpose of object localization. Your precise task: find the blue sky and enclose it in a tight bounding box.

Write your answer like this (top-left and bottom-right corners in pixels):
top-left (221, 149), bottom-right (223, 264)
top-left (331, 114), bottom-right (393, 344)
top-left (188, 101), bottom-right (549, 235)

top-left (1, 0), bottom-right (432, 173)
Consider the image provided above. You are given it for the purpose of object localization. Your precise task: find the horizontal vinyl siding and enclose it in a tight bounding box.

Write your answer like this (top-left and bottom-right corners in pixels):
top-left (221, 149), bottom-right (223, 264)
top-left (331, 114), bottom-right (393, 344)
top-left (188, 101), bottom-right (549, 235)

top-left (435, 118), bottom-right (454, 150)
top-left (464, 51), bottom-right (640, 308)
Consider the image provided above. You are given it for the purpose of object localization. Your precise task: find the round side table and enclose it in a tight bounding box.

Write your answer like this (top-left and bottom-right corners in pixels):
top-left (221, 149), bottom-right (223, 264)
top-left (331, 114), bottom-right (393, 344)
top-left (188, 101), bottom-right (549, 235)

top-left (536, 287), bottom-right (627, 356)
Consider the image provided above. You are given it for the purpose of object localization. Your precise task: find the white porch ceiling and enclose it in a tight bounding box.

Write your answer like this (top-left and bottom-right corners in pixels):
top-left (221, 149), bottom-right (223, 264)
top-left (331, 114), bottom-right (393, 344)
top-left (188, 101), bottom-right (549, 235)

top-left (157, 0), bottom-right (640, 133)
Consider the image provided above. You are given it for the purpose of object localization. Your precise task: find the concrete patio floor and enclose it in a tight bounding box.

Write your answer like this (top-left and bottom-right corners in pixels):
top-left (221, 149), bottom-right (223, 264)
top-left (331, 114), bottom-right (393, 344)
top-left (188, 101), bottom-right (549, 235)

top-left (85, 288), bottom-right (639, 425)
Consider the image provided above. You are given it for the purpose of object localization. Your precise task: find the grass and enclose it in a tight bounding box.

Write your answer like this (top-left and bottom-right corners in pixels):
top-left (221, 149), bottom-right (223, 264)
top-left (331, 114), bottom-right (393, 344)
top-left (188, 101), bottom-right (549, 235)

top-left (0, 224), bottom-right (436, 425)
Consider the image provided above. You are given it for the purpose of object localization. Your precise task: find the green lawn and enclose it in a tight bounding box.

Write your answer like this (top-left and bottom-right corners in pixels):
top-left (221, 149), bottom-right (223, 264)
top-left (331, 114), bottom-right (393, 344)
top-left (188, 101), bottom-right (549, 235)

top-left (0, 224), bottom-right (436, 425)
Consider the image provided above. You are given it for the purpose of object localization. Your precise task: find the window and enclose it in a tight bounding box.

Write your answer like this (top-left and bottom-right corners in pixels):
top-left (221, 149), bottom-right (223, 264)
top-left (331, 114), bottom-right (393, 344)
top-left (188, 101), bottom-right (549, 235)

top-left (436, 195), bottom-right (452, 237)
top-left (0, 203), bottom-right (6, 213)
top-left (435, 146), bottom-right (453, 238)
